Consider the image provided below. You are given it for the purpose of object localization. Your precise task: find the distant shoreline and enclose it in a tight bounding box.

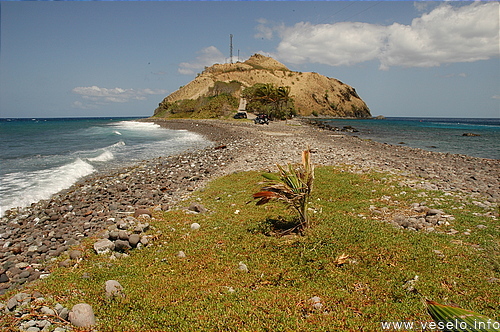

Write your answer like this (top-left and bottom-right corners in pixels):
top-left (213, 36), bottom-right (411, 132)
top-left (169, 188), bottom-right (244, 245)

top-left (143, 117), bottom-right (499, 197)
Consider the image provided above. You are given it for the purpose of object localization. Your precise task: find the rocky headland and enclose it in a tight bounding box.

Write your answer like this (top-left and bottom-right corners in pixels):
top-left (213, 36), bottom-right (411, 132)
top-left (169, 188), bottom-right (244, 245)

top-left (154, 54), bottom-right (371, 118)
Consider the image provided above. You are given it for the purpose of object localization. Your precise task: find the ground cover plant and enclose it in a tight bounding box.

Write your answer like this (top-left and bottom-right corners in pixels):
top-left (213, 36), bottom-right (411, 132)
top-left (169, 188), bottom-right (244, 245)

top-left (2, 167), bottom-right (498, 331)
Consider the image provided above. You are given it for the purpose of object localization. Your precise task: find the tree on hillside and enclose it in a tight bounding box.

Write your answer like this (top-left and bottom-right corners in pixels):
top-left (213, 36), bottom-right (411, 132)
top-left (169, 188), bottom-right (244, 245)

top-left (242, 83), bottom-right (296, 120)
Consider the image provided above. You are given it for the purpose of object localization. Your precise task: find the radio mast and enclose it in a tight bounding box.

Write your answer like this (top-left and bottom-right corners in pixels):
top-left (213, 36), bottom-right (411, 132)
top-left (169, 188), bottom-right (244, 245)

top-left (230, 34), bottom-right (233, 64)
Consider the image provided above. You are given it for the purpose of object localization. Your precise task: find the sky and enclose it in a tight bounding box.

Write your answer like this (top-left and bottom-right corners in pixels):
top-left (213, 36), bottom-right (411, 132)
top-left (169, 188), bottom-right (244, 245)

top-left (0, 1), bottom-right (498, 118)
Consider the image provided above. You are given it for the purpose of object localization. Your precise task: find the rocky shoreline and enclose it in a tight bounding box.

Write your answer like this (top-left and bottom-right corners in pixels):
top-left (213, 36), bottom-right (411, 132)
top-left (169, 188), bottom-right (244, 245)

top-left (1, 118), bottom-right (499, 298)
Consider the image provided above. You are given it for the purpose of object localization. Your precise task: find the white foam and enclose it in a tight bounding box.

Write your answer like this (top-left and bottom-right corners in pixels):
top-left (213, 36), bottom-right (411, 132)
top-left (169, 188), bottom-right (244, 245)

top-left (87, 151), bottom-right (114, 162)
top-left (111, 121), bottom-right (162, 132)
top-left (113, 140), bottom-right (126, 147)
top-left (0, 158), bottom-right (95, 216)
top-left (174, 131), bottom-right (205, 142)
top-left (113, 130), bottom-right (122, 135)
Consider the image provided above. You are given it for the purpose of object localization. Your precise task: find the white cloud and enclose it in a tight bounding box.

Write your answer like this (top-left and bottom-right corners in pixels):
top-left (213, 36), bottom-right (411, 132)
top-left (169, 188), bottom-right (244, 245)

top-left (178, 46), bottom-right (225, 75)
top-left (492, 95), bottom-right (500, 100)
top-left (276, 21), bottom-right (387, 66)
top-left (255, 18), bottom-right (275, 40)
top-left (269, 2), bottom-right (499, 70)
top-left (72, 86), bottom-right (169, 108)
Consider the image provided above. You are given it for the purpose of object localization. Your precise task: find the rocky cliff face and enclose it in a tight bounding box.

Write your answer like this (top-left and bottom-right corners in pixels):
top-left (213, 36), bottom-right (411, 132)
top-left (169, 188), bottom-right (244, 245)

top-left (154, 54), bottom-right (371, 118)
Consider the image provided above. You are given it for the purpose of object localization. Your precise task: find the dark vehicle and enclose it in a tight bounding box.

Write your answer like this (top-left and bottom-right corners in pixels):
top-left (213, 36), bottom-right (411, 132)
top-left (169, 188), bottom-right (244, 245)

top-left (233, 112), bottom-right (247, 119)
top-left (254, 114), bottom-right (269, 125)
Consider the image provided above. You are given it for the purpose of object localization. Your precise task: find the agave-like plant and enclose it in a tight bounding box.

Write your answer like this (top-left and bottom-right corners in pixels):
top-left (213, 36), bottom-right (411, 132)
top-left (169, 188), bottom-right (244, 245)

top-left (426, 300), bottom-right (500, 332)
top-left (252, 149), bottom-right (314, 230)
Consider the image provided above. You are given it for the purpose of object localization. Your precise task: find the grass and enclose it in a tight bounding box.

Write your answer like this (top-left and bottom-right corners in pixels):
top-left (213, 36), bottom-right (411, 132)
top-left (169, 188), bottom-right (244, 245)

top-left (2, 167), bottom-right (499, 331)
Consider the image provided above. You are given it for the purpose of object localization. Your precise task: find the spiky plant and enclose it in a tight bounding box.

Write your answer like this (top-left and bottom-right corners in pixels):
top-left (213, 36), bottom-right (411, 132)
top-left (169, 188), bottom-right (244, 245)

top-left (426, 300), bottom-right (500, 332)
top-left (253, 149), bottom-right (314, 230)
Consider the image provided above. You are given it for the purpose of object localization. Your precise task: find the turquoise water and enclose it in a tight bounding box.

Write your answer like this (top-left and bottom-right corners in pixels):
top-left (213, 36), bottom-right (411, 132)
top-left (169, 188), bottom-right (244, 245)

top-left (0, 117), bottom-right (209, 215)
top-left (318, 117), bottom-right (500, 160)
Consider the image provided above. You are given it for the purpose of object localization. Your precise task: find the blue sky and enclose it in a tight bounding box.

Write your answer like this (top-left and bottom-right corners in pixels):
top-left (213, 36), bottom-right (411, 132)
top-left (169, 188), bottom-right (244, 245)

top-left (0, 1), bottom-right (498, 118)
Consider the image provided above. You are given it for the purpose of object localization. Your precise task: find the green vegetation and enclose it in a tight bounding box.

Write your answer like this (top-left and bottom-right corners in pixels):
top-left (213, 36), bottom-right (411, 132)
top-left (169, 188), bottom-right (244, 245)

top-left (154, 81), bottom-right (241, 119)
top-left (426, 300), bottom-right (499, 331)
top-left (242, 83), bottom-right (297, 120)
top-left (156, 94), bottom-right (238, 119)
top-left (3, 167), bottom-right (498, 331)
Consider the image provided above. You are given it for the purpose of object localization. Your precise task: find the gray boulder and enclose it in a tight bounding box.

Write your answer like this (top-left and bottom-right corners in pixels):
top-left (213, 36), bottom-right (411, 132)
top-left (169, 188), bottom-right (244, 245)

top-left (114, 240), bottom-right (132, 252)
top-left (69, 303), bottom-right (95, 327)
top-left (188, 203), bottom-right (207, 214)
top-left (128, 234), bottom-right (141, 247)
top-left (93, 239), bottom-right (115, 255)
top-left (105, 280), bottom-right (125, 298)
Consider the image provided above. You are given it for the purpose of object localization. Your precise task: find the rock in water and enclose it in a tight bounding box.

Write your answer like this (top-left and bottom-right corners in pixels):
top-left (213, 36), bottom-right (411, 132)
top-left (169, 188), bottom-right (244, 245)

top-left (69, 303), bottom-right (95, 327)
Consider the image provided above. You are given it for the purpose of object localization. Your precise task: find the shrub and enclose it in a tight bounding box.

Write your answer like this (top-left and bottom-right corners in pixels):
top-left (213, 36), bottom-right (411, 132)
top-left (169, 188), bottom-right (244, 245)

top-left (253, 149), bottom-right (314, 231)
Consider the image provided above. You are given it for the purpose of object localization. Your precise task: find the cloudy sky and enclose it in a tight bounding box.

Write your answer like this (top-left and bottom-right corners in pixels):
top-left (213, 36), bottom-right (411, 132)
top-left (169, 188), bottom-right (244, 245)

top-left (1, 1), bottom-right (498, 118)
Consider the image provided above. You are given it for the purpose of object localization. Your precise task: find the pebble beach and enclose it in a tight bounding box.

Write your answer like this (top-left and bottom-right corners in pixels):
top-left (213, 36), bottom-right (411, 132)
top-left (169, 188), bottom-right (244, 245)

top-left (1, 118), bottom-right (499, 297)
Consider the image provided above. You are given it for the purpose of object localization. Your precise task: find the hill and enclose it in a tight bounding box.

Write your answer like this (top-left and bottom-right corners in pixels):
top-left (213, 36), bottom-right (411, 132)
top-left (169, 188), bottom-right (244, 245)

top-left (154, 54), bottom-right (371, 118)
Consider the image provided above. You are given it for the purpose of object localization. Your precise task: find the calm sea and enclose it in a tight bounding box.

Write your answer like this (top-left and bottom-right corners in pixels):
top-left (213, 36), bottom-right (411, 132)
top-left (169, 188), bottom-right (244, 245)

top-left (0, 117), bottom-right (209, 216)
top-left (317, 117), bottom-right (500, 160)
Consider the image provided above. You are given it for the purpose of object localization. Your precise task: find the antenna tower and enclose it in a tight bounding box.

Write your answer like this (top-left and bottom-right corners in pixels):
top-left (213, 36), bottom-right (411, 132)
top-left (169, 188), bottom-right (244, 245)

top-left (230, 34), bottom-right (233, 64)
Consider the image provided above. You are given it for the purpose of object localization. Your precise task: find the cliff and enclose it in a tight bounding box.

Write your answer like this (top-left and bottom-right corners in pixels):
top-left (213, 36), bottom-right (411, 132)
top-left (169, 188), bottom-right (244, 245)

top-left (154, 54), bottom-right (371, 118)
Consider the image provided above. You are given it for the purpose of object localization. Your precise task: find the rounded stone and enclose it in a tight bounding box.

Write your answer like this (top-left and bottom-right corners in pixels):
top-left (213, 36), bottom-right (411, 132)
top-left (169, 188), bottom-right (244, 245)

top-left (0, 273), bottom-right (9, 283)
top-left (19, 270), bottom-right (31, 279)
top-left (59, 307), bottom-right (69, 320)
top-left (427, 209), bottom-right (443, 216)
top-left (128, 234), bottom-right (141, 247)
top-left (134, 209), bottom-right (152, 218)
top-left (41, 306), bottom-right (55, 316)
top-left (108, 231), bottom-right (119, 240)
top-left (69, 250), bottom-right (82, 260)
top-left (69, 303), bottom-right (95, 327)
top-left (238, 262), bottom-right (248, 272)
top-left (58, 259), bottom-right (72, 268)
top-left (114, 240), bottom-right (131, 252)
top-left (190, 223), bottom-right (201, 231)
top-left (105, 280), bottom-right (125, 298)
top-left (93, 239), bottom-right (115, 255)
top-left (118, 230), bottom-right (129, 241)
top-left (309, 296), bottom-right (323, 310)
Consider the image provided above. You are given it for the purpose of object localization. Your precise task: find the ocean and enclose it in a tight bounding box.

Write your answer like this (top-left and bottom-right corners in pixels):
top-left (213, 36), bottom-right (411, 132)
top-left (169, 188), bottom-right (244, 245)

top-left (1, 116), bottom-right (499, 216)
top-left (0, 117), bottom-right (209, 216)
top-left (316, 117), bottom-right (500, 160)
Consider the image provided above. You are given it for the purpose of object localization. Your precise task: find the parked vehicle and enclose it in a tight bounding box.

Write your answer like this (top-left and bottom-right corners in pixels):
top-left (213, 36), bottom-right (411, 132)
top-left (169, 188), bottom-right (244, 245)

top-left (254, 114), bottom-right (269, 125)
top-left (233, 112), bottom-right (247, 119)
